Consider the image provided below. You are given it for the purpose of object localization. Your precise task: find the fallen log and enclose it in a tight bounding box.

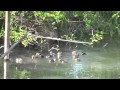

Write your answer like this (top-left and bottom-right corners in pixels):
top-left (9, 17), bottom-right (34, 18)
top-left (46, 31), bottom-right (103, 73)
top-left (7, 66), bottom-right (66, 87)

top-left (32, 35), bottom-right (93, 45)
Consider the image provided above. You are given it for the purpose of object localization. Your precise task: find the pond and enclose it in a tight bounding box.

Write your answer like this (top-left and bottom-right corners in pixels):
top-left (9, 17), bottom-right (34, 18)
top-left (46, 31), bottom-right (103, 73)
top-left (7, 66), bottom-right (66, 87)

top-left (1, 45), bottom-right (120, 79)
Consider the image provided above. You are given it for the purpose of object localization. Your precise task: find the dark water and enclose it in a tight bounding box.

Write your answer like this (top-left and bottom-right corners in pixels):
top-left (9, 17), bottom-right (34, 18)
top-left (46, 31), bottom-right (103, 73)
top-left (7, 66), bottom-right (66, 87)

top-left (1, 46), bottom-right (120, 79)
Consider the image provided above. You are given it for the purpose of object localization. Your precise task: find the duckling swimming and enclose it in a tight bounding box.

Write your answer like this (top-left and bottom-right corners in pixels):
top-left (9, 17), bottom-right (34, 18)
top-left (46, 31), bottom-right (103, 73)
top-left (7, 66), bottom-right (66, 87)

top-left (46, 51), bottom-right (55, 59)
top-left (50, 51), bottom-right (55, 57)
top-left (72, 50), bottom-right (80, 62)
top-left (57, 52), bottom-right (63, 62)
top-left (60, 59), bottom-right (68, 64)
top-left (40, 54), bottom-right (45, 58)
top-left (16, 58), bottom-right (23, 64)
top-left (15, 58), bottom-right (24, 70)
top-left (82, 52), bottom-right (87, 55)
top-left (32, 53), bottom-right (40, 59)
top-left (32, 52), bottom-right (45, 59)
top-left (48, 58), bottom-right (56, 63)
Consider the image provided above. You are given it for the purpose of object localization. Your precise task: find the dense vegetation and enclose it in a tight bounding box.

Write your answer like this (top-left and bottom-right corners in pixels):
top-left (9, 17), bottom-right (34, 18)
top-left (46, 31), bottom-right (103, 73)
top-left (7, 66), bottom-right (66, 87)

top-left (0, 11), bottom-right (120, 48)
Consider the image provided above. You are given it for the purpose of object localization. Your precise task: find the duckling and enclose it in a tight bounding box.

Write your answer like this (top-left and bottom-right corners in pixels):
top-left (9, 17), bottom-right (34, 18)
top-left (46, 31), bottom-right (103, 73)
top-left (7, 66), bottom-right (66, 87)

top-left (16, 58), bottom-right (23, 64)
top-left (74, 58), bottom-right (81, 63)
top-left (72, 50), bottom-right (80, 61)
top-left (50, 51), bottom-right (55, 57)
top-left (32, 52), bottom-right (45, 59)
top-left (46, 51), bottom-right (55, 59)
top-left (82, 52), bottom-right (87, 55)
top-left (32, 55), bottom-right (35, 59)
top-left (57, 52), bottom-right (63, 62)
top-left (46, 55), bottom-right (50, 59)
top-left (48, 58), bottom-right (56, 63)
top-left (15, 58), bottom-right (23, 70)
top-left (60, 60), bottom-right (68, 64)
top-left (40, 53), bottom-right (45, 58)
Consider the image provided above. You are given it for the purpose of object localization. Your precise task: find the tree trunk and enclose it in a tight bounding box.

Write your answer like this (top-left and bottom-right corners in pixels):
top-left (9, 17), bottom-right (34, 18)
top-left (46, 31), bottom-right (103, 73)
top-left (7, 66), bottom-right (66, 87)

top-left (4, 11), bottom-right (10, 79)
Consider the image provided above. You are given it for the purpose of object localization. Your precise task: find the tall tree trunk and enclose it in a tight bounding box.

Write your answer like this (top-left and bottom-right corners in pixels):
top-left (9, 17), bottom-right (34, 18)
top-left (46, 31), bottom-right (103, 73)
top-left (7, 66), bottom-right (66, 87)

top-left (4, 11), bottom-right (10, 79)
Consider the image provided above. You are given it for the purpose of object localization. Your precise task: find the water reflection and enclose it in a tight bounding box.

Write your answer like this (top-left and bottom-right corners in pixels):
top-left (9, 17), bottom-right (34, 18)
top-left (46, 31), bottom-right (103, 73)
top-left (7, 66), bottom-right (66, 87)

top-left (69, 62), bottom-right (83, 79)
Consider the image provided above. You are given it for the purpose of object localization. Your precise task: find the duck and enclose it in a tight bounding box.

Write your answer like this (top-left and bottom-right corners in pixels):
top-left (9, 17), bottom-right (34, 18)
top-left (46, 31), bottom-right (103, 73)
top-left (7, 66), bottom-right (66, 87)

top-left (72, 50), bottom-right (80, 61)
top-left (74, 58), bottom-right (80, 62)
top-left (46, 51), bottom-right (55, 59)
top-left (57, 51), bottom-right (63, 61)
top-left (48, 58), bottom-right (56, 63)
top-left (60, 59), bottom-right (68, 64)
top-left (15, 58), bottom-right (24, 70)
top-left (32, 52), bottom-right (40, 59)
top-left (56, 51), bottom-right (68, 64)
top-left (32, 52), bottom-right (45, 59)
top-left (40, 54), bottom-right (45, 58)
top-left (82, 52), bottom-right (87, 55)
top-left (49, 51), bottom-right (55, 57)
top-left (16, 58), bottom-right (23, 64)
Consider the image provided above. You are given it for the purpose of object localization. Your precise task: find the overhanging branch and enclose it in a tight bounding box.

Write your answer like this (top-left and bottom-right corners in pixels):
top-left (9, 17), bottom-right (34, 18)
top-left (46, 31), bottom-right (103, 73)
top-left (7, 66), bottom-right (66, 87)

top-left (0, 32), bottom-right (28, 60)
top-left (32, 35), bottom-right (93, 45)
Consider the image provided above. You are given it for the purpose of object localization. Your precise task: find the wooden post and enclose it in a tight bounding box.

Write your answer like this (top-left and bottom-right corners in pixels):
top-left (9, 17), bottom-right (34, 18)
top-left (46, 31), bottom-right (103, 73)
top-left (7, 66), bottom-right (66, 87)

top-left (4, 11), bottom-right (10, 79)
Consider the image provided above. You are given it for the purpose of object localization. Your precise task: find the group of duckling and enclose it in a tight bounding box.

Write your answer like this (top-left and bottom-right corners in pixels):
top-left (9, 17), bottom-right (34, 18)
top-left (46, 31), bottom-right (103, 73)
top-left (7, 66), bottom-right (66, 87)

top-left (31, 49), bottom-right (87, 64)
top-left (14, 49), bottom-right (87, 70)
top-left (31, 50), bottom-right (67, 64)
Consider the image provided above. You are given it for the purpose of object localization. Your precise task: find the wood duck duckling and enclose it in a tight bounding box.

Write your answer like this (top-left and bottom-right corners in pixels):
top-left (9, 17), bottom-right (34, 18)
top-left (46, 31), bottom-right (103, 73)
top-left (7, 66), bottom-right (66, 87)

top-left (16, 58), bottom-right (23, 64)
top-left (57, 52), bottom-right (63, 62)
top-left (48, 58), bottom-right (56, 63)
top-left (57, 52), bottom-right (68, 64)
top-left (40, 53), bottom-right (45, 58)
top-left (32, 52), bottom-right (40, 59)
top-left (50, 51), bottom-right (55, 57)
top-left (82, 52), bottom-right (87, 55)
top-left (36, 52), bottom-right (45, 58)
top-left (72, 50), bottom-right (80, 62)
top-left (32, 52), bottom-right (44, 59)
top-left (59, 59), bottom-right (68, 64)
top-left (15, 58), bottom-right (25, 70)
top-left (46, 51), bottom-right (55, 59)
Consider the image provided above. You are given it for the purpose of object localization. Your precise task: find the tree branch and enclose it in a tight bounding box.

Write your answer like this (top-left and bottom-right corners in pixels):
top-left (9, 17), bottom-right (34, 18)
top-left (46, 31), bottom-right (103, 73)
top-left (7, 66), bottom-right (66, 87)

top-left (32, 35), bottom-right (93, 45)
top-left (0, 32), bottom-right (28, 60)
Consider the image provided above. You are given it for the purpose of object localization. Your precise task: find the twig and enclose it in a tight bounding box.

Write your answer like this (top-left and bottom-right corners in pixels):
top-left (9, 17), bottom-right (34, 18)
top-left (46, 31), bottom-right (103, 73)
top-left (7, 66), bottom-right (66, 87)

top-left (48, 47), bottom-right (59, 51)
top-left (0, 46), bottom-right (4, 49)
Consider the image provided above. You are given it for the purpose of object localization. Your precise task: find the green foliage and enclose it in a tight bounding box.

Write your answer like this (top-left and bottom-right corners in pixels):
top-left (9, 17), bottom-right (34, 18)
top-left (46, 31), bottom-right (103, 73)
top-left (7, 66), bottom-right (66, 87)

top-left (90, 31), bottom-right (104, 43)
top-left (0, 27), bottom-right (4, 38)
top-left (0, 11), bottom-right (4, 38)
top-left (83, 11), bottom-right (98, 30)
top-left (10, 27), bottom-right (37, 47)
top-left (61, 34), bottom-right (76, 41)
top-left (72, 11), bottom-right (83, 17)
top-left (34, 11), bottom-right (64, 22)
top-left (0, 11), bottom-right (4, 17)
top-left (0, 11), bottom-right (120, 47)
top-left (34, 11), bottom-right (64, 30)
